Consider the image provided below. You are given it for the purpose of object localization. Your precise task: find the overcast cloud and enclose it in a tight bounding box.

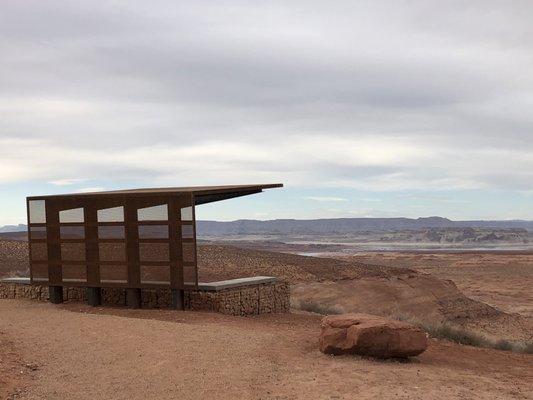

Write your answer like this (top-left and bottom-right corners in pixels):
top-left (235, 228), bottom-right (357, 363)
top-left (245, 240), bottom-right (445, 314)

top-left (1, 1), bottom-right (532, 223)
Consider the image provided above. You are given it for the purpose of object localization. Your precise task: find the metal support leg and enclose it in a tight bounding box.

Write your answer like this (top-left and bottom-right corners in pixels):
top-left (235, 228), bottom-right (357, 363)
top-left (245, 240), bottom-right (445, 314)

top-left (126, 288), bottom-right (141, 309)
top-left (49, 286), bottom-right (63, 304)
top-left (172, 289), bottom-right (184, 310)
top-left (87, 287), bottom-right (102, 307)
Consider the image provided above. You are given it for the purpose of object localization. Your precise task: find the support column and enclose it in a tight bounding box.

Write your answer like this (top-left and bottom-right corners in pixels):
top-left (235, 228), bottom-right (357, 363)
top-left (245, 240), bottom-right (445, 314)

top-left (172, 289), bottom-right (184, 310)
top-left (49, 286), bottom-right (63, 304)
top-left (126, 288), bottom-right (141, 308)
top-left (87, 287), bottom-right (101, 307)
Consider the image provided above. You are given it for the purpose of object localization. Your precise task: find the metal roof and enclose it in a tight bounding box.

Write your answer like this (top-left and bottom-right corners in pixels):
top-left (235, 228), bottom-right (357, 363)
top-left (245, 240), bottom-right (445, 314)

top-left (27, 183), bottom-right (283, 205)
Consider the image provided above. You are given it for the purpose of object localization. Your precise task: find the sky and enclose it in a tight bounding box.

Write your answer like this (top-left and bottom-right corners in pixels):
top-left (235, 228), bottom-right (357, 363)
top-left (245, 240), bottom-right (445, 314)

top-left (1, 0), bottom-right (533, 225)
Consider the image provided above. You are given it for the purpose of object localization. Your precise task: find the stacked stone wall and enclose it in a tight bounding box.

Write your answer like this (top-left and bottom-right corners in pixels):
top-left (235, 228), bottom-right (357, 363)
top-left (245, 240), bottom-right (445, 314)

top-left (102, 288), bottom-right (127, 306)
top-left (0, 283), bottom-right (49, 301)
top-left (0, 281), bottom-right (290, 315)
top-left (184, 282), bottom-right (290, 315)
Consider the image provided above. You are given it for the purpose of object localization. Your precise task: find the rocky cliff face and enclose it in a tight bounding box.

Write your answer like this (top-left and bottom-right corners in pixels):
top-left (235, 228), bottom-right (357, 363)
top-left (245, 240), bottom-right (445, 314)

top-left (383, 228), bottom-right (530, 243)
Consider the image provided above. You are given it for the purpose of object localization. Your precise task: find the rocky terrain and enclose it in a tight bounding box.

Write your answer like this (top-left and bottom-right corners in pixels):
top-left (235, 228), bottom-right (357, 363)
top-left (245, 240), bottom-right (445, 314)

top-left (2, 237), bottom-right (532, 342)
top-left (338, 251), bottom-right (533, 319)
top-left (202, 229), bottom-right (533, 253)
top-left (1, 235), bottom-right (532, 399)
top-left (359, 227), bottom-right (530, 244)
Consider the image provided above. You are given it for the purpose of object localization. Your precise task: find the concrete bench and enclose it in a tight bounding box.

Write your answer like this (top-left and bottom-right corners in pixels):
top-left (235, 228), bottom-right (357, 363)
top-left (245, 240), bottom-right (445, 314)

top-left (1, 277), bottom-right (30, 285)
top-left (1, 276), bottom-right (278, 290)
top-left (197, 276), bottom-right (278, 291)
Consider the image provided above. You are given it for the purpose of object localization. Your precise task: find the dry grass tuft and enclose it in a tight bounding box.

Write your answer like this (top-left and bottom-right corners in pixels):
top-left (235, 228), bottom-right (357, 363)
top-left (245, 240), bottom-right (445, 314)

top-left (393, 315), bottom-right (533, 354)
top-left (294, 299), bottom-right (344, 315)
top-left (522, 342), bottom-right (533, 354)
top-left (423, 324), bottom-right (491, 347)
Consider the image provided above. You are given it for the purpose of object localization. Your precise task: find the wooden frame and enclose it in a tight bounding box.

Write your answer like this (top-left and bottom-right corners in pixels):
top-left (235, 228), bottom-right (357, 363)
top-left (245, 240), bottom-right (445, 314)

top-left (26, 184), bottom-right (282, 291)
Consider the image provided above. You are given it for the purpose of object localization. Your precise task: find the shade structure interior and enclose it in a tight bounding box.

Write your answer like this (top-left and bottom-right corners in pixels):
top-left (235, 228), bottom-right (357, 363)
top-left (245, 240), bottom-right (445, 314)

top-left (26, 184), bottom-right (282, 290)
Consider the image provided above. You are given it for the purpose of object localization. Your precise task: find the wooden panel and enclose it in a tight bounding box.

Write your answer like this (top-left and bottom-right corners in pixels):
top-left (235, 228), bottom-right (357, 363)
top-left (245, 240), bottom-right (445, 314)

top-left (30, 242), bottom-right (48, 261)
top-left (31, 263), bottom-right (49, 282)
top-left (139, 243), bottom-right (169, 262)
top-left (99, 264), bottom-right (128, 284)
top-left (60, 243), bottom-right (86, 261)
top-left (62, 264), bottom-right (87, 282)
top-left (140, 265), bottom-right (170, 285)
top-left (99, 243), bottom-right (127, 262)
top-left (185, 194), bottom-right (198, 289)
top-left (29, 226), bottom-right (47, 240)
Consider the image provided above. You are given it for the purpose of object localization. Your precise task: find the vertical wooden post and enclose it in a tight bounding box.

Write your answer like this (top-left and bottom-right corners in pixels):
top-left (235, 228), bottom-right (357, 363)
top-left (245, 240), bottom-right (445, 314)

top-left (85, 201), bottom-right (99, 285)
top-left (168, 196), bottom-right (181, 291)
top-left (26, 198), bottom-right (33, 283)
top-left (124, 200), bottom-right (140, 288)
top-left (190, 193), bottom-right (198, 289)
top-left (125, 198), bottom-right (141, 309)
top-left (45, 200), bottom-right (61, 285)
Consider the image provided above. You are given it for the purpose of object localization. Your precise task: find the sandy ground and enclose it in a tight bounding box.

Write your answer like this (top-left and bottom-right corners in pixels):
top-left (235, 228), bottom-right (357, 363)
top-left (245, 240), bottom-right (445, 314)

top-left (340, 252), bottom-right (533, 318)
top-left (1, 299), bottom-right (532, 400)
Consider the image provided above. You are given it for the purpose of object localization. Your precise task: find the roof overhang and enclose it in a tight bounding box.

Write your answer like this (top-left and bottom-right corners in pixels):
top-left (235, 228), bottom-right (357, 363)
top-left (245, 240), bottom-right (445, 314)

top-left (27, 184), bottom-right (283, 205)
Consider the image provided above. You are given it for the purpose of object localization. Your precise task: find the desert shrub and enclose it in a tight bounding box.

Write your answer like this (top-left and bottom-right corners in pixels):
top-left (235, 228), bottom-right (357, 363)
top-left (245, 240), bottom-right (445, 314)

top-left (428, 328), bottom-right (533, 354)
top-left (390, 313), bottom-right (418, 324)
top-left (511, 341), bottom-right (533, 354)
top-left (388, 314), bottom-right (489, 348)
top-left (522, 342), bottom-right (533, 354)
top-left (393, 317), bottom-right (533, 354)
top-left (494, 339), bottom-right (513, 351)
top-left (425, 324), bottom-right (491, 348)
top-left (297, 300), bottom-right (343, 315)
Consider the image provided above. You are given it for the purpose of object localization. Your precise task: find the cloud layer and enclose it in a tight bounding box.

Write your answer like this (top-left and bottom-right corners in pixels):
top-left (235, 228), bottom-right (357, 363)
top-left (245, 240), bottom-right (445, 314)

top-left (1, 1), bottom-right (533, 211)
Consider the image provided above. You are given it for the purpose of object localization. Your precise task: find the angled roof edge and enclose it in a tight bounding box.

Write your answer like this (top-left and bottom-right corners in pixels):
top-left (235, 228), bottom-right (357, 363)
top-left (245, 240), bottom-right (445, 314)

top-left (27, 184), bottom-right (283, 204)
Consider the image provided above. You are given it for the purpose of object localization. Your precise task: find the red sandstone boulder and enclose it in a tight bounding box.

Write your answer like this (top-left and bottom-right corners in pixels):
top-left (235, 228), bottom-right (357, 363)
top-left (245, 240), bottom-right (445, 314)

top-left (319, 313), bottom-right (428, 358)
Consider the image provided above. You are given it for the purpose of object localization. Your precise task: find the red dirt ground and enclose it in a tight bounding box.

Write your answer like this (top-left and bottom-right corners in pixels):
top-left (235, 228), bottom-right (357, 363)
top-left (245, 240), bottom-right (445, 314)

top-left (1, 300), bottom-right (532, 400)
top-left (1, 240), bottom-right (532, 398)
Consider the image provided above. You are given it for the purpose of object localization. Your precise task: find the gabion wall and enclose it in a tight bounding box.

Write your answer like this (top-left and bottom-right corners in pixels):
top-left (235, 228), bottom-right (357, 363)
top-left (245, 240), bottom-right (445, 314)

top-left (0, 281), bottom-right (290, 316)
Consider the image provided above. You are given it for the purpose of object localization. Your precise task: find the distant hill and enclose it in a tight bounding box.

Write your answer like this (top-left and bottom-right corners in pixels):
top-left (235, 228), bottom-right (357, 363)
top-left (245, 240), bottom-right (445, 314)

top-left (0, 224), bottom-right (26, 233)
top-left (196, 217), bottom-right (533, 235)
top-left (2, 217), bottom-right (533, 236)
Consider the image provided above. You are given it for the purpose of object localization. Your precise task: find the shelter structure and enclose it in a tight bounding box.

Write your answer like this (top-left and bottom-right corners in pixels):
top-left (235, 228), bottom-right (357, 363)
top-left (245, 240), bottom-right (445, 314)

top-left (26, 184), bottom-right (282, 308)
